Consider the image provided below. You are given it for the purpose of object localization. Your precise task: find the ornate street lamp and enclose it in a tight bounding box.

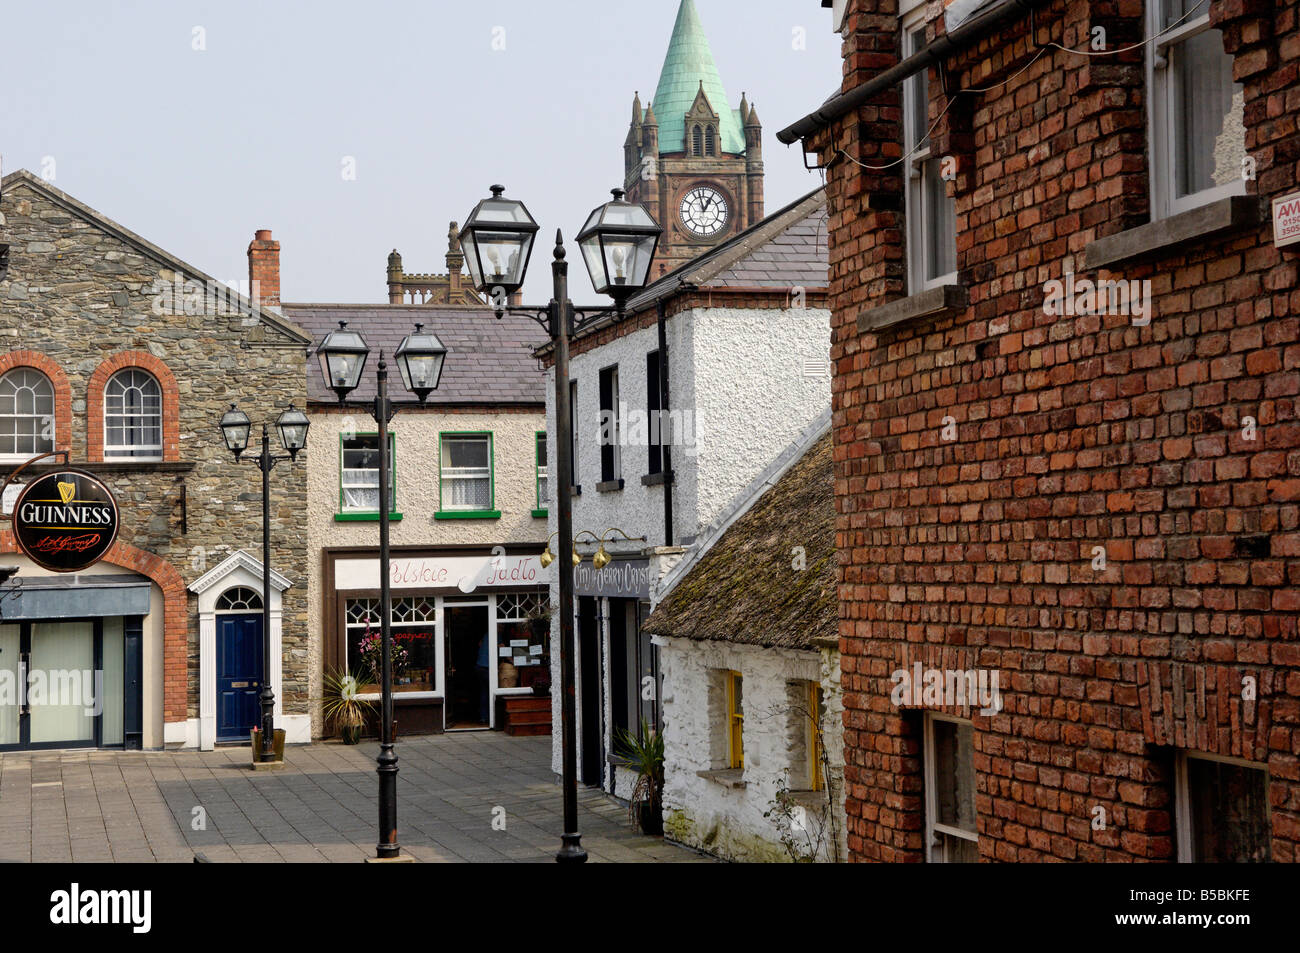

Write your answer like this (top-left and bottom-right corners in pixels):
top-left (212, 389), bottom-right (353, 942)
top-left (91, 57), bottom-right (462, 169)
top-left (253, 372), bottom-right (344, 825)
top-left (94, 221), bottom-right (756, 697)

top-left (217, 401), bottom-right (309, 764)
top-left (315, 321), bottom-right (443, 862)
top-left (462, 184), bottom-right (661, 863)
top-left (460, 185), bottom-right (539, 310)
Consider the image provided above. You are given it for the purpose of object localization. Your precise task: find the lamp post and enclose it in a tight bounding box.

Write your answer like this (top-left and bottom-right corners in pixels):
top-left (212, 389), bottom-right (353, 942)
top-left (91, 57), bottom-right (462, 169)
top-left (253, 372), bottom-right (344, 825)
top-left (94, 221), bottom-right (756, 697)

top-left (219, 402), bottom-right (309, 762)
top-left (315, 320), bottom-right (446, 860)
top-left (461, 184), bottom-right (660, 863)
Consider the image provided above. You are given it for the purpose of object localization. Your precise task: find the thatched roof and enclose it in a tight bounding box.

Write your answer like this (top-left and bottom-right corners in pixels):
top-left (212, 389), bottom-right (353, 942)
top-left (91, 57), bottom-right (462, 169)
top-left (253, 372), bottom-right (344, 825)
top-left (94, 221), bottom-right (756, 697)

top-left (643, 431), bottom-right (836, 651)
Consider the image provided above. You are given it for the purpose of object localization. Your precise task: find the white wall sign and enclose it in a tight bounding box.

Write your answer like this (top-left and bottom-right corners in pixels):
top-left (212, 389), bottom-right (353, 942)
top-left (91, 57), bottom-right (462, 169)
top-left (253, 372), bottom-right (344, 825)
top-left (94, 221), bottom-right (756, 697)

top-left (1274, 191), bottom-right (1300, 248)
top-left (335, 554), bottom-right (551, 593)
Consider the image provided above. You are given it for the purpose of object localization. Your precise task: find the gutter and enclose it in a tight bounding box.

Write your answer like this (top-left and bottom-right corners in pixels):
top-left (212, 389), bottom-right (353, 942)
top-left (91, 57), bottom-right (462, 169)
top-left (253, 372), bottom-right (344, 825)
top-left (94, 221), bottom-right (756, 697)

top-left (776, 0), bottom-right (1048, 145)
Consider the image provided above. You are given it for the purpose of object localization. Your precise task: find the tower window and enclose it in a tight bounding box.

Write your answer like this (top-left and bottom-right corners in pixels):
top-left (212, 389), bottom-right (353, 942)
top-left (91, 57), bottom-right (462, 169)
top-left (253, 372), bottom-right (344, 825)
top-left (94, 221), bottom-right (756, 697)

top-left (705, 126), bottom-right (715, 156)
top-left (692, 124), bottom-right (703, 156)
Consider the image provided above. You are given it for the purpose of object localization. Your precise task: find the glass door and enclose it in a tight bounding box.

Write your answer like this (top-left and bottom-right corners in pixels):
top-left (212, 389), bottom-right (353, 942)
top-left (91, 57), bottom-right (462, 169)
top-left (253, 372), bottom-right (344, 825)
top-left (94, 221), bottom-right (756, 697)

top-left (28, 620), bottom-right (96, 744)
top-left (0, 625), bottom-right (19, 746)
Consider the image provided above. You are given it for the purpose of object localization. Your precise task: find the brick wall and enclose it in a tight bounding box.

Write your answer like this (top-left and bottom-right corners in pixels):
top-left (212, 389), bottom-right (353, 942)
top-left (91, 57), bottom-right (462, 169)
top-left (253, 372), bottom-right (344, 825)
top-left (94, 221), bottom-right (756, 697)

top-left (812, 0), bottom-right (1300, 861)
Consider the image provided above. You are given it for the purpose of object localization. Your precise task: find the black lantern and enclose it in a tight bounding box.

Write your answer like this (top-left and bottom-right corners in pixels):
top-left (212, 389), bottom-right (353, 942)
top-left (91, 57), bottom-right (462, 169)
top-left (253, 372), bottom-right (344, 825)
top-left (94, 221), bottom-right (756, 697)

top-left (395, 323), bottom-right (448, 403)
top-left (576, 188), bottom-right (661, 307)
top-left (460, 185), bottom-right (540, 300)
top-left (317, 320), bottom-right (370, 402)
top-left (276, 404), bottom-right (310, 458)
top-left (219, 404), bottom-right (251, 459)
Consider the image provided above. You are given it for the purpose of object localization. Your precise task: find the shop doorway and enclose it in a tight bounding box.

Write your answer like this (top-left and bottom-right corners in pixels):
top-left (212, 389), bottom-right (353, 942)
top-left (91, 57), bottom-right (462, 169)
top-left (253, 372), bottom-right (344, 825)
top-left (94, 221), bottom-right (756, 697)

top-left (578, 597), bottom-right (601, 786)
top-left (216, 613), bottom-right (263, 742)
top-left (445, 604), bottom-right (490, 730)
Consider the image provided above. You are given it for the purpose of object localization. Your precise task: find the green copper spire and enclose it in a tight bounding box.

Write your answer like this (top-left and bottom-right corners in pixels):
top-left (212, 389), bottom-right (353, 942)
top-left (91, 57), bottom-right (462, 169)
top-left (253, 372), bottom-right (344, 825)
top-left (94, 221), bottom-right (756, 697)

top-left (650, 0), bottom-right (745, 156)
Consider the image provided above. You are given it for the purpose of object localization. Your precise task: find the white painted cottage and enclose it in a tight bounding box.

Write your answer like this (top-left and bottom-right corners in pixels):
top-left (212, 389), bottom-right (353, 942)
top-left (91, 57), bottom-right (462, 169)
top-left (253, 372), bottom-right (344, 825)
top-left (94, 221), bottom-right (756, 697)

top-left (539, 188), bottom-right (831, 808)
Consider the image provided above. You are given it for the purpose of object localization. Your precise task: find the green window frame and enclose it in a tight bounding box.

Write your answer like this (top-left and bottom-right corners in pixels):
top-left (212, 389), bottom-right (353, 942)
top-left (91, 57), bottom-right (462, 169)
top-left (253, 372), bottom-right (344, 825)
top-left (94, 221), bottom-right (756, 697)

top-left (533, 430), bottom-right (548, 518)
top-left (436, 430), bottom-right (499, 520)
top-left (337, 432), bottom-right (401, 522)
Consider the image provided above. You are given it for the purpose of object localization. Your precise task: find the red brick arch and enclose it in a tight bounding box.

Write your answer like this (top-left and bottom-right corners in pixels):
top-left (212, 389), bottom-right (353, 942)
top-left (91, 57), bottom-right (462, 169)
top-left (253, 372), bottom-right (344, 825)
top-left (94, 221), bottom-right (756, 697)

top-left (86, 351), bottom-right (180, 463)
top-left (0, 350), bottom-right (72, 455)
top-left (0, 530), bottom-right (189, 726)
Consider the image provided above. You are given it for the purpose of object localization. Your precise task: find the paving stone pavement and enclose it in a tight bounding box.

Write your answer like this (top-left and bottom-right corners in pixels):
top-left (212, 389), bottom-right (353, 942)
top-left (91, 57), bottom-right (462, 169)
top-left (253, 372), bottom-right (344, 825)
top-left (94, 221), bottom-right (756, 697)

top-left (0, 733), bottom-right (712, 863)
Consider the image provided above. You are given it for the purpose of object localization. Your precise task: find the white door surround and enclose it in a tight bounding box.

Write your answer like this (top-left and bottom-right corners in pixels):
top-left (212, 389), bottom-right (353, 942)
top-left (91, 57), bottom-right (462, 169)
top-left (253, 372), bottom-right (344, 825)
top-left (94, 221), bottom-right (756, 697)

top-left (188, 551), bottom-right (295, 751)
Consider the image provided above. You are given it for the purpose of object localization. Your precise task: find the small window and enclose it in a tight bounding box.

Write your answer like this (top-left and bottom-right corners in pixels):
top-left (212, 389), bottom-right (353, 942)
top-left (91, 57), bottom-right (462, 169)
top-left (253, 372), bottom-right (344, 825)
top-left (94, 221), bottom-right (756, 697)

top-left (1176, 752), bottom-right (1271, 862)
top-left (1148, 0), bottom-right (1246, 218)
top-left (340, 434), bottom-right (396, 513)
top-left (924, 713), bottom-right (978, 862)
top-left (535, 431), bottom-right (548, 512)
top-left (705, 125), bottom-right (716, 156)
top-left (215, 587), bottom-right (263, 611)
top-left (0, 367), bottom-right (55, 461)
top-left (599, 365), bottom-right (621, 483)
top-left (104, 368), bottom-right (162, 460)
top-left (647, 350), bottom-right (663, 475)
top-left (901, 14), bottom-right (957, 292)
top-left (806, 681), bottom-right (825, 791)
top-left (726, 670), bottom-right (744, 769)
top-left (440, 433), bottom-right (493, 511)
top-left (692, 124), bottom-right (703, 156)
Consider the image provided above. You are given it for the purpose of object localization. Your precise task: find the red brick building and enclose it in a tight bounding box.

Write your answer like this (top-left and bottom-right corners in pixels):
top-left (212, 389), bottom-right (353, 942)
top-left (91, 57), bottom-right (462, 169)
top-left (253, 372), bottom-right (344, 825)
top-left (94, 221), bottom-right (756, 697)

top-left (780, 0), bottom-right (1299, 860)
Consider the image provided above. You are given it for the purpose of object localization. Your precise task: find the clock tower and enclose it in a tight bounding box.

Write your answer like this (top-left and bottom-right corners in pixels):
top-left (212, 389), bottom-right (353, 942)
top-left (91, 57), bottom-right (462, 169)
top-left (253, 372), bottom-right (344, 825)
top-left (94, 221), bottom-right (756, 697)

top-left (624, 0), bottom-right (764, 278)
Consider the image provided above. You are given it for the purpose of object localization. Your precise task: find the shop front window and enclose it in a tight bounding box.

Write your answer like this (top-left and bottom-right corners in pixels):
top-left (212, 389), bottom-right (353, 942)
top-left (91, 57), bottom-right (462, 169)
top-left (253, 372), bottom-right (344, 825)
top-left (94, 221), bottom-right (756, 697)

top-left (494, 591), bottom-right (549, 692)
top-left (344, 597), bottom-right (437, 695)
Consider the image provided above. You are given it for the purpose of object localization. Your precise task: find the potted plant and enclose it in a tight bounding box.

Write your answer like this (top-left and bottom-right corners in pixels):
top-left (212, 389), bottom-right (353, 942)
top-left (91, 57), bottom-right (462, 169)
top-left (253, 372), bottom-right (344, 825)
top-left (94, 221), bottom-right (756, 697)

top-left (616, 719), bottom-right (665, 836)
top-left (359, 631), bottom-right (409, 686)
top-left (321, 667), bottom-right (374, 744)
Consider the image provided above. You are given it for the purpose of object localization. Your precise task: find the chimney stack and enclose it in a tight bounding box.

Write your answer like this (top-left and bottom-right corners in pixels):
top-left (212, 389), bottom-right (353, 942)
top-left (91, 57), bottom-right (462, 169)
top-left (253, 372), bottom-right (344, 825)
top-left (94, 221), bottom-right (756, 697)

top-left (247, 229), bottom-right (280, 309)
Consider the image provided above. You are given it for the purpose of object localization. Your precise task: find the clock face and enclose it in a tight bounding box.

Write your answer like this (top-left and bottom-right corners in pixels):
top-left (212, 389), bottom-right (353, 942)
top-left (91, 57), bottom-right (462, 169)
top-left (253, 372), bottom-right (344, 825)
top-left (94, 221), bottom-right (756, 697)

top-left (680, 187), bottom-right (729, 238)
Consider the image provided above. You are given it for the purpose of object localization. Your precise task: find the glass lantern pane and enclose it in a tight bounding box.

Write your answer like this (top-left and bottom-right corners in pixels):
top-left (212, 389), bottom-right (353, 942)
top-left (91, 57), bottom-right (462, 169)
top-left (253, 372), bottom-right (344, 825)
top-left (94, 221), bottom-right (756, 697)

top-left (580, 236), bottom-right (607, 293)
top-left (478, 199), bottom-right (533, 224)
top-left (630, 234), bottom-right (658, 286)
top-left (479, 235), bottom-right (526, 284)
top-left (602, 237), bottom-right (640, 290)
top-left (404, 354), bottom-right (444, 391)
top-left (461, 231), bottom-right (483, 286)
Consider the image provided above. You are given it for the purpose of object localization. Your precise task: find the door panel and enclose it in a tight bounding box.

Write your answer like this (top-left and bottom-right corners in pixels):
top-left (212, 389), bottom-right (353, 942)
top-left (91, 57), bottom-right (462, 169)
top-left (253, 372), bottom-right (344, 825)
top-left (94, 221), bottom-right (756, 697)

top-left (0, 625), bottom-right (19, 746)
top-left (28, 621), bottom-right (95, 744)
top-left (217, 614), bottom-right (263, 741)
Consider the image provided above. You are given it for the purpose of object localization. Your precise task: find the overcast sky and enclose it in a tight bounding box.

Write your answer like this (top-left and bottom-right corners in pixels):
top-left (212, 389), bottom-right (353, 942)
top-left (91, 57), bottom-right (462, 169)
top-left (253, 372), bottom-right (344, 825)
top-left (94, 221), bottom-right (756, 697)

top-left (1, 0), bottom-right (839, 304)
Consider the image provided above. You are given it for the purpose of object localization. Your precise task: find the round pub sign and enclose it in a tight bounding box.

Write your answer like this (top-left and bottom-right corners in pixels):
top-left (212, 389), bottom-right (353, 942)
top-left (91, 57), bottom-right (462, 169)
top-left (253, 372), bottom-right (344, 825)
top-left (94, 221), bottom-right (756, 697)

top-left (12, 469), bottom-right (120, 573)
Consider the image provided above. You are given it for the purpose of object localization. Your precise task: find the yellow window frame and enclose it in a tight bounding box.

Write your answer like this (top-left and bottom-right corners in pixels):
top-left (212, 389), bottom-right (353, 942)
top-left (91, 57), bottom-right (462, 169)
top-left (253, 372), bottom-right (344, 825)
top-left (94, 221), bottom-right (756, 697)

top-left (726, 670), bottom-right (744, 769)
top-left (808, 681), bottom-right (824, 791)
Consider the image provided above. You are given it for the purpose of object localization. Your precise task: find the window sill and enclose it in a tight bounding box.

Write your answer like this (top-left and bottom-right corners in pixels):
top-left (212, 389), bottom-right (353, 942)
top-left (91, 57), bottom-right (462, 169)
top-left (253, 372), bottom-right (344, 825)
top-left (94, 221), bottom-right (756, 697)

top-left (1083, 196), bottom-right (1260, 271)
top-left (21, 460), bottom-right (194, 474)
top-left (857, 284), bottom-right (968, 334)
top-left (531, 508), bottom-right (549, 518)
top-left (641, 470), bottom-right (673, 487)
top-left (596, 478), bottom-right (624, 493)
top-left (570, 485), bottom-right (581, 497)
top-left (697, 767), bottom-right (746, 789)
top-left (335, 512), bottom-right (402, 522)
top-left (434, 509), bottom-right (501, 520)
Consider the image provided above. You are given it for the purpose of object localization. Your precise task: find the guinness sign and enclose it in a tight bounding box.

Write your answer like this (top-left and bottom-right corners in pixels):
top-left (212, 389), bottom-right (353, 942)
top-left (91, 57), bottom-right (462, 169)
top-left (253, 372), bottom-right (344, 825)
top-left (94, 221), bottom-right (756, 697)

top-left (12, 470), bottom-right (120, 573)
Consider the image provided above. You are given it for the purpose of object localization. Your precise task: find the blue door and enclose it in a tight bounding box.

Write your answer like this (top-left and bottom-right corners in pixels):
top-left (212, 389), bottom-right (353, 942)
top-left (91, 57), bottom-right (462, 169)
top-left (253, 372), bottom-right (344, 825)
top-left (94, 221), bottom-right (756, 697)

top-left (217, 613), bottom-right (264, 742)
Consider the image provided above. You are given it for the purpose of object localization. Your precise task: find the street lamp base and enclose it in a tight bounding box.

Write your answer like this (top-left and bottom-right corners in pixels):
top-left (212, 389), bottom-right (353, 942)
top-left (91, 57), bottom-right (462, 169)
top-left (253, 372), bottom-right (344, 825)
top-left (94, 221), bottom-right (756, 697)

top-left (556, 833), bottom-right (587, 863)
top-left (364, 852), bottom-right (414, 864)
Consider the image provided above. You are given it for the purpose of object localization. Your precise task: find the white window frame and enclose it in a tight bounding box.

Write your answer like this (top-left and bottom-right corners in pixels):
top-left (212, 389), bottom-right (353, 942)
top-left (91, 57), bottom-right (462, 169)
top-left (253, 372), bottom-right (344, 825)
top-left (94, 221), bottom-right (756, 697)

top-left (0, 367), bottom-right (56, 464)
top-left (1174, 749), bottom-right (1271, 862)
top-left (339, 432), bottom-right (396, 514)
top-left (1147, 0), bottom-right (1247, 220)
top-left (923, 711), bottom-right (979, 863)
top-left (439, 432), bottom-right (493, 512)
top-left (901, 9), bottom-right (958, 293)
top-left (103, 368), bottom-right (163, 461)
top-left (344, 595), bottom-right (442, 702)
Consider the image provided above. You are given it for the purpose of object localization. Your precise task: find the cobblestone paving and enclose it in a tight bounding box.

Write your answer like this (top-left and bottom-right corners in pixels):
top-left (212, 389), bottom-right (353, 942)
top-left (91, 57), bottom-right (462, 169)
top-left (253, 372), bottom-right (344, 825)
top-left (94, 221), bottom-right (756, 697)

top-left (0, 733), bottom-right (711, 863)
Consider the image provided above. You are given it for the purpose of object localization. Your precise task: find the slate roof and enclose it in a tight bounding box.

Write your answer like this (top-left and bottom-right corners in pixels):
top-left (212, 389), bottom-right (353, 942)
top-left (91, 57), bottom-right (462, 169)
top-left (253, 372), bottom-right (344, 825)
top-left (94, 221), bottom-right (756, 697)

top-left (650, 0), bottom-right (746, 155)
top-left (282, 303), bottom-right (547, 406)
top-left (643, 426), bottom-right (836, 651)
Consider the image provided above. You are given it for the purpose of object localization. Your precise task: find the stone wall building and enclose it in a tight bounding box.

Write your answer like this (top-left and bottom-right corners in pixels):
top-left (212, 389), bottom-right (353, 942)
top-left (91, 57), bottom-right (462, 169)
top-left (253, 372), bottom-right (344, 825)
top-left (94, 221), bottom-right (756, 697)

top-left (645, 423), bottom-right (846, 862)
top-left (0, 170), bottom-right (311, 751)
top-left (781, 0), bottom-right (1299, 861)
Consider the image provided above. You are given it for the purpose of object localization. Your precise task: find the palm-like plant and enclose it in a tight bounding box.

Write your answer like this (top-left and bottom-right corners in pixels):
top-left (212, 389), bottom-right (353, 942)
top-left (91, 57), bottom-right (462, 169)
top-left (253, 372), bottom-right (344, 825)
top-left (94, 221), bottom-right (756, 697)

top-left (616, 719), bottom-right (665, 832)
top-left (321, 666), bottom-right (374, 739)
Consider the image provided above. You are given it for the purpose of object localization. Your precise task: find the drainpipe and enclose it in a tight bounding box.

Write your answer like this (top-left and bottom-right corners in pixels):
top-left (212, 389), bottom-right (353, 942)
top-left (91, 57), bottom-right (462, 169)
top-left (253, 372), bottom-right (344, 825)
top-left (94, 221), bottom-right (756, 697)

top-left (656, 299), bottom-right (674, 547)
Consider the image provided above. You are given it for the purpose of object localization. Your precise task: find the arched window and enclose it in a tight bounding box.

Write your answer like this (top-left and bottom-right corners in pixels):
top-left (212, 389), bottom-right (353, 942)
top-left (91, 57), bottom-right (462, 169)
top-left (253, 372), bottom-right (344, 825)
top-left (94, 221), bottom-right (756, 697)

top-left (692, 124), bottom-right (703, 156)
top-left (216, 587), bottom-right (263, 611)
top-left (104, 368), bottom-right (162, 459)
top-left (0, 368), bottom-right (55, 461)
top-left (705, 126), bottom-right (715, 156)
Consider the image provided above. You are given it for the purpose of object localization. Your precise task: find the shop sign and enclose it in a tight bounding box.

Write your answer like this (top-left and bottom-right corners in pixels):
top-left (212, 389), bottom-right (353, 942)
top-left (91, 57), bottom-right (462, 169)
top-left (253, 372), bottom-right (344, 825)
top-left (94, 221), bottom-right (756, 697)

top-left (335, 553), bottom-right (552, 593)
top-left (573, 558), bottom-right (652, 599)
top-left (1274, 191), bottom-right (1300, 248)
top-left (12, 470), bottom-right (120, 573)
